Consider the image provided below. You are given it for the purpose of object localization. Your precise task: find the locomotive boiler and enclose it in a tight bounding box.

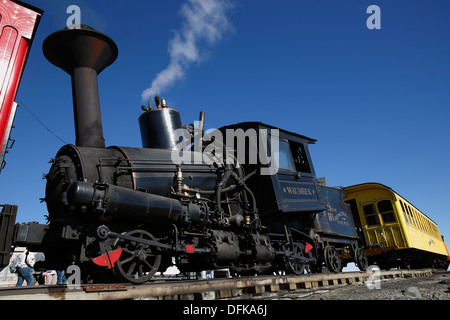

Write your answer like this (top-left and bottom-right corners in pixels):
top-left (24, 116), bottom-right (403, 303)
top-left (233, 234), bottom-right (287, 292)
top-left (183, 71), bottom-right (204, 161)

top-left (0, 24), bottom-right (368, 284)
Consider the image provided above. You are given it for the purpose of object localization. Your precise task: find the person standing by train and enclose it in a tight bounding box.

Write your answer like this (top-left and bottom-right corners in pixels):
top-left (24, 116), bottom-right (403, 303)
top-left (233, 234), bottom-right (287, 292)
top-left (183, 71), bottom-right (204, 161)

top-left (15, 250), bottom-right (37, 286)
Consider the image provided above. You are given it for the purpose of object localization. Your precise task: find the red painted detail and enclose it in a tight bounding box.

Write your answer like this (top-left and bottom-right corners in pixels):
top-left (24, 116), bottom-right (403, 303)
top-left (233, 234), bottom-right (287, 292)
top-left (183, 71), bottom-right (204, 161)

top-left (92, 248), bottom-right (122, 269)
top-left (0, 1), bottom-right (42, 169)
top-left (305, 243), bottom-right (313, 253)
top-left (185, 245), bottom-right (195, 254)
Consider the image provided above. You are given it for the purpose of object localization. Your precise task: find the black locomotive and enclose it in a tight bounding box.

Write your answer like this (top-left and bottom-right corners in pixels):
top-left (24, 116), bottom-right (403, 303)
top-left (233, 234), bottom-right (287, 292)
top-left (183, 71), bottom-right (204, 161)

top-left (0, 25), bottom-right (368, 284)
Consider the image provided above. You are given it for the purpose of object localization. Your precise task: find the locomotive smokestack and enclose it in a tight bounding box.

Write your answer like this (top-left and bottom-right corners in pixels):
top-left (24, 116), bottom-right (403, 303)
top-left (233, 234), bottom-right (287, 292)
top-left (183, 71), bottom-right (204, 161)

top-left (42, 25), bottom-right (118, 148)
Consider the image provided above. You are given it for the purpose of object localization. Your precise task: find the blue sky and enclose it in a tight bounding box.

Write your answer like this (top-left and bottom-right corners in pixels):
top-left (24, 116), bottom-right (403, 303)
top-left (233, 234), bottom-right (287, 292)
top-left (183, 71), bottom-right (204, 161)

top-left (2, 0), bottom-right (450, 250)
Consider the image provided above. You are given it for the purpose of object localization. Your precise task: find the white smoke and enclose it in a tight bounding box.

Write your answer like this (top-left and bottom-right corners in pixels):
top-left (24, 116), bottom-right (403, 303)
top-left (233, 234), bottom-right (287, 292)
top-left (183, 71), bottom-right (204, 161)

top-left (141, 0), bottom-right (233, 102)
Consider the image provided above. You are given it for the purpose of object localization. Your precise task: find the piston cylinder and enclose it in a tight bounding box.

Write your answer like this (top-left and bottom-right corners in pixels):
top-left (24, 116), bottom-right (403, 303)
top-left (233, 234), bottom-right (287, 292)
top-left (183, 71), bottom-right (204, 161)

top-left (66, 181), bottom-right (184, 224)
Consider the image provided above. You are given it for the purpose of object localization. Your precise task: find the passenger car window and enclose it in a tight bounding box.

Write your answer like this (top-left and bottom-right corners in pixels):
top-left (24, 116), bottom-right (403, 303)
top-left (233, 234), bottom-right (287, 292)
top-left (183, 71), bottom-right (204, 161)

top-left (363, 204), bottom-right (379, 226)
top-left (400, 201), bottom-right (410, 224)
top-left (377, 200), bottom-right (396, 224)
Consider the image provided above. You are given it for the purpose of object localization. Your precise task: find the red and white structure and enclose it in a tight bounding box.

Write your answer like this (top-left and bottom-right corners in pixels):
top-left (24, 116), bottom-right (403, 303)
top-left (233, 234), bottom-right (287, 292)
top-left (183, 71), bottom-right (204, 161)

top-left (0, 0), bottom-right (42, 172)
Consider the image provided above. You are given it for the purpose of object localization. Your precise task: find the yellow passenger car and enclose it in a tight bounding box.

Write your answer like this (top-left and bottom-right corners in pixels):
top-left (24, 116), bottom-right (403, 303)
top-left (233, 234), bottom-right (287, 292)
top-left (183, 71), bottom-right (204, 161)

top-left (344, 183), bottom-right (450, 269)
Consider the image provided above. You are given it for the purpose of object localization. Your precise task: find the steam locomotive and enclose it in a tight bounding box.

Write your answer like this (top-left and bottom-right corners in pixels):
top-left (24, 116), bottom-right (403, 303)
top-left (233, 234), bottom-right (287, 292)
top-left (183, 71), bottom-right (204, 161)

top-left (0, 25), bottom-right (368, 283)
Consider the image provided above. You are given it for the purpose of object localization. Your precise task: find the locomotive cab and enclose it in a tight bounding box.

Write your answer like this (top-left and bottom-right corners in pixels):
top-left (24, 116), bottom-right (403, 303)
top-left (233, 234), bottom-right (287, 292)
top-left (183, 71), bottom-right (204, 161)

top-left (218, 123), bottom-right (363, 272)
top-left (219, 122), bottom-right (325, 217)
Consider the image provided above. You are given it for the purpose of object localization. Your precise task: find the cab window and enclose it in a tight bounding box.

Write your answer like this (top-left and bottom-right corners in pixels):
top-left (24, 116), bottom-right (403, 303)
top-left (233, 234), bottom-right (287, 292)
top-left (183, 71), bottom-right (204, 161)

top-left (273, 139), bottom-right (296, 171)
top-left (289, 141), bottom-right (311, 173)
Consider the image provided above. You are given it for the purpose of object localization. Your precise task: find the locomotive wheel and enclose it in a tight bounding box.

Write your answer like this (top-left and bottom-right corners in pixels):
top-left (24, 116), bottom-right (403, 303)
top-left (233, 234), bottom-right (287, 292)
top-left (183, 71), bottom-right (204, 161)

top-left (355, 248), bottom-right (369, 271)
top-left (284, 242), bottom-right (306, 275)
top-left (324, 245), bottom-right (342, 273)
top-left (113, 229), bottom-right (161, 284)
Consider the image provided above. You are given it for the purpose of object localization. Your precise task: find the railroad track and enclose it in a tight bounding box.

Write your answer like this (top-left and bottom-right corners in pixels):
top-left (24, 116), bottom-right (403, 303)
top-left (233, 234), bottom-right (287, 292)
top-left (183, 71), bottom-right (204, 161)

top-left (0, 268), bottom-right (433, 300)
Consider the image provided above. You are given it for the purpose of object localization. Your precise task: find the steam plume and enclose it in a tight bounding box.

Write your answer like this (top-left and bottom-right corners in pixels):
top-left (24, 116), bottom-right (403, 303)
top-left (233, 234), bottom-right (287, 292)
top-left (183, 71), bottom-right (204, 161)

top-left (142, 0), bottom-right (233, 102)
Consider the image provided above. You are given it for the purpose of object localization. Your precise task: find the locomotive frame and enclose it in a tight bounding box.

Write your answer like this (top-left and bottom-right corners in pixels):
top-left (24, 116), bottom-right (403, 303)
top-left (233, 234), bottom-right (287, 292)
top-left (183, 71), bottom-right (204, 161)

top-left (0, 24), bottom-right (367, 283)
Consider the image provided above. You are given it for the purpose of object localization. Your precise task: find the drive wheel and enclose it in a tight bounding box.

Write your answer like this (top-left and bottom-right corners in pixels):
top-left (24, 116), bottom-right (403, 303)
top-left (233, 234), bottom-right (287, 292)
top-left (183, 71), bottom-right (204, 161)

top-left (355, 248), bottom-right (369, 271)
top-left (284, 242), bottom-right (306, 275)
top-left (113, 229), bottom-right (161, 284)
top-left (324, 245), bottom-right (342, 273)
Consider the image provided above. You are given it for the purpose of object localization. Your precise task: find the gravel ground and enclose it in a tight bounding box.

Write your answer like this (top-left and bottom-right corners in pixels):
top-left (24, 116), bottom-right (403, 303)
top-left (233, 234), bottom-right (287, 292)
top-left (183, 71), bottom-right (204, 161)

top-left (280, 270), bottom-right (450, 300)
